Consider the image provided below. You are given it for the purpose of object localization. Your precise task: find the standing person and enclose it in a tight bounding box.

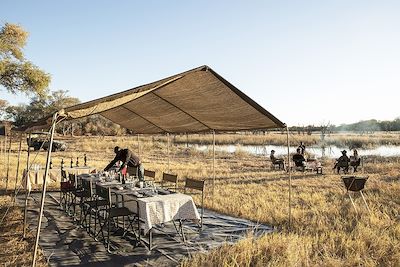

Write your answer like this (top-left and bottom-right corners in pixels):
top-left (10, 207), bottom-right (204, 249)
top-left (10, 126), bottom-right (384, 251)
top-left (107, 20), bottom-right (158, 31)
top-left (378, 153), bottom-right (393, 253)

top-left (104, 146), bottom-right (144, 181)
top-left (333, 150), bottom-right (350, 174)
top-left (298, 142), bottom-right (306, 155)
top-left (350, 149), bottom-right (361, 172)
top-left (270, 150), bottom-right (285, 170)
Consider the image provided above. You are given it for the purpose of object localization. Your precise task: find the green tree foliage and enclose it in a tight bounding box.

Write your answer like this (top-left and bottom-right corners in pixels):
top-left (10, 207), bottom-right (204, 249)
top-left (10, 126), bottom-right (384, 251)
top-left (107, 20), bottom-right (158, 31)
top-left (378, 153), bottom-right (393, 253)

top-left (5, 90), bottom-right (80, 126)
top-left (0, 99), bottom-right (8, 117)
top-left (5, 90), bottom-right (125, 136)
top-left (0, 23), bottom-right (50, 97)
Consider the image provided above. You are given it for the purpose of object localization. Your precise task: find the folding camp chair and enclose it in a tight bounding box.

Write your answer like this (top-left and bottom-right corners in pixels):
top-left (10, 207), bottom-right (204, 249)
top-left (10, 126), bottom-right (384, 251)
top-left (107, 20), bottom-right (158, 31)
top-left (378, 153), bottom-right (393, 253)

top-left (171, 178), bottom-right (205, 242)
top-left (144, 169), bottom-right (156, 182)
top-left (341, 176), bottom-right (370, 214)
top-left (80, 179), bottom-right (108, 235)
top-left (184, 178), bottom-right (205, 228)
top-left (95, 184), bottom-right (140, 252)
top-left (161, 172), bottom-right (178, 192)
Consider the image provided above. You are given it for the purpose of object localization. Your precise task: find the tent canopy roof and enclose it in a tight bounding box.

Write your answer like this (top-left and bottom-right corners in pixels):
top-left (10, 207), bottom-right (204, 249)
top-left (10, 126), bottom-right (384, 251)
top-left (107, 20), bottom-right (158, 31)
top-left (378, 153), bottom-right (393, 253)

top-left (23, 66), bottom-right (285, 133)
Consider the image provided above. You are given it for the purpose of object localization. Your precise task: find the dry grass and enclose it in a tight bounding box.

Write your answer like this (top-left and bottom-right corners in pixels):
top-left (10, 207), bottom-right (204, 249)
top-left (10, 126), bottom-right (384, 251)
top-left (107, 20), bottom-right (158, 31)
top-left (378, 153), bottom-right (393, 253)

top-left (0, 195), bottom-right (47, 267)
top-left (0, 134), bottom-right (399, 266)
top-left (173, 131), bottom-right (400, 147)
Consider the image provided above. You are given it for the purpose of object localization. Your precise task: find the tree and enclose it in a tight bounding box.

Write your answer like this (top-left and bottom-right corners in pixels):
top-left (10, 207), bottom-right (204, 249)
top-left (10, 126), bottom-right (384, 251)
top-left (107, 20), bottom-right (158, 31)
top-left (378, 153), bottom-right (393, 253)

top-left (0, 99), bottom-right (8, 118)
top-left (0, 23), bottom-right (50, 97)
top-left (5, 90), bottom-right (80, 127)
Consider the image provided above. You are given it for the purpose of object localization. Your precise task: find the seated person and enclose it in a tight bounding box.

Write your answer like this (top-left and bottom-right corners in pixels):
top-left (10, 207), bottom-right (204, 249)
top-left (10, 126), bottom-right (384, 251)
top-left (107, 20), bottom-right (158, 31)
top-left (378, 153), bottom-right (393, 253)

top-left (270, 150), bottom-right (285, 169)
top-left (333, 150), bottom-right (350, 174)
top-left (349, 149), bottom-right (361, 172)
top-left (292, 148), bottom-right (306, 170)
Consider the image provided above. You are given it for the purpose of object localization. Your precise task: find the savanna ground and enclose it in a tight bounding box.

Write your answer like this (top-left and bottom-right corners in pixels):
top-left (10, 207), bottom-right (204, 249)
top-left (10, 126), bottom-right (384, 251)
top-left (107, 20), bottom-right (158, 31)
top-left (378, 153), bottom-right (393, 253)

top-left (0, 132), bottom-right (399, 266)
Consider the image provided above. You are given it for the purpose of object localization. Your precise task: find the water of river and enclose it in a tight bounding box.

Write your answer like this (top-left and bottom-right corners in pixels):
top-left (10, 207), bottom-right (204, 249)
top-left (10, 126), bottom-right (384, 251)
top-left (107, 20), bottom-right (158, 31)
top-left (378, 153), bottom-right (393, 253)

top-left (190, 144), bottom-right (400, 158)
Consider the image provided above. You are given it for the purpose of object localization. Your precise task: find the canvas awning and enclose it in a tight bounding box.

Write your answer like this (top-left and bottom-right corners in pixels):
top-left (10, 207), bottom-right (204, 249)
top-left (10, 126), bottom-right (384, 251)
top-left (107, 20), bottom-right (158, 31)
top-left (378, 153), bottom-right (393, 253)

top-left (22, 66), bottom-right (285, 133)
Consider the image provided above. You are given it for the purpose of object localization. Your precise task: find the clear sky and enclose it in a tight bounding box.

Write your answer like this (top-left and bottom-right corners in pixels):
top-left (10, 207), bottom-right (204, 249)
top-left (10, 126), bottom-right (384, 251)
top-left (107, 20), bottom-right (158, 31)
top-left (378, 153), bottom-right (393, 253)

top-left (1, 0), bottom-right (399, 126)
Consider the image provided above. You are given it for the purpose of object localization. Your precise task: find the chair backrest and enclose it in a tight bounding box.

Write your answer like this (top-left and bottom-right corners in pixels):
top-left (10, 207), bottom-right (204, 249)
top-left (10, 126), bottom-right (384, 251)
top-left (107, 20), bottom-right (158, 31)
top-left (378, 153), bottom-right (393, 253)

top-left (81, 179), bottom-right (93, 197)
top-left (144, 169), bottom-right (156, 180)
top-left (162, 172), bottom-right (178, 191)
top-left (95, 184), bottom-right (111, 205)
top-left (342, 176), bottom-right (369, 192)
top-left (184, 178), bottom-right (205, 227)
top-left (184, 178), bottom-right (205, 192)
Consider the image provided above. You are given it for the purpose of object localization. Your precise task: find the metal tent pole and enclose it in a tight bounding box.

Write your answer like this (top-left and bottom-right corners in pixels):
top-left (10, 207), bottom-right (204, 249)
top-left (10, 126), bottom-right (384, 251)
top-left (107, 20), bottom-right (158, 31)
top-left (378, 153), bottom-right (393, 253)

top-left (5, 134), bottom-right (12, 192)
top-left (23, 132), bottom-right (31, 239)
top-left (167, 133), bottom-right (170, 172)
top-left (286, 125), bottom-right (292, 229)
top-left (212, 130), bottom-right (215, 198)
top-left (13, 134), bottom-right (23, 198)
top-left (32, 113), bottom-right (57, 267)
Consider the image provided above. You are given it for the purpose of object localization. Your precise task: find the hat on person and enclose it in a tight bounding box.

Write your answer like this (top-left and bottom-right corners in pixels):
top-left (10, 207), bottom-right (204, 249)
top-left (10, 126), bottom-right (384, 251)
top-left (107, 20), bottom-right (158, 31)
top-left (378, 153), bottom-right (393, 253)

top-left (114, 146), bottom-right (120, 153)
top-left (271, 150), bottom-right (275, 153)
top-left (341, 150), bottom-right (347, 154)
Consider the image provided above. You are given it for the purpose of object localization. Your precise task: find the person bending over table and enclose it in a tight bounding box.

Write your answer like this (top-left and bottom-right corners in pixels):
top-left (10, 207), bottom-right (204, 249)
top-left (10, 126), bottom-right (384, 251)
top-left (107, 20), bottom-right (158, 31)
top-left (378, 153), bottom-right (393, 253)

top-left (104, 146), bottom-right (144, 181)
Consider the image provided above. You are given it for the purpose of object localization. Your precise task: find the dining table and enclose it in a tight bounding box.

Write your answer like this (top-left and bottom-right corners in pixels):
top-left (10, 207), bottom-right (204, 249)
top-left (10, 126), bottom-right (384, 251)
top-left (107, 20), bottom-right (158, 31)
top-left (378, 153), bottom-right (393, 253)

top-left (78, 174), bottom-right (200, 234)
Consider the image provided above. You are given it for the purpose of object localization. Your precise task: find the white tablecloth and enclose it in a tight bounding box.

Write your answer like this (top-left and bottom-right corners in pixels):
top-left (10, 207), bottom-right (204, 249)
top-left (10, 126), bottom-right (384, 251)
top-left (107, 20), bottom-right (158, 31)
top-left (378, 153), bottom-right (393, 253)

top-left (124, 192), bottom-right (200, 233)
top-left (77, 174), bottom-right (200, 233)
top-left (63, 166), bottom-right (93, 177)
top-left (23, 168), bottom-right (61, 184)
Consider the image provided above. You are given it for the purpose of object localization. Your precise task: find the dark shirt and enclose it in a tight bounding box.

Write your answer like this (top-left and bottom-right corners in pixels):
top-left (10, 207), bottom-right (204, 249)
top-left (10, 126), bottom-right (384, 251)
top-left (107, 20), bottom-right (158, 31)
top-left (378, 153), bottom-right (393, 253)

top-left (104, 149), bottom-right (141, 172)
top-left (293, 153), bottom-right (306, 166)
top-left (337, 155), bottom-right (350, 167)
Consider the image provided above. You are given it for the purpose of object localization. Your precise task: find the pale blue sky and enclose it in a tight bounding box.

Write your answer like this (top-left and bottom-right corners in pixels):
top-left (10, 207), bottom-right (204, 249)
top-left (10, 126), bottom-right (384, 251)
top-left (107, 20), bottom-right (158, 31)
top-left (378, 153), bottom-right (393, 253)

top-left (1, 0), bottom-right (399, 126)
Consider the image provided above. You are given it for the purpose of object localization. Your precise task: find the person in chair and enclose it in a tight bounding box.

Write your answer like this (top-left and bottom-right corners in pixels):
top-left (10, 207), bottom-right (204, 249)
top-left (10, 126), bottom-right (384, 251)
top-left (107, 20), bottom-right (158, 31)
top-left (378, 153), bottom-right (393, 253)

top-left (104, 146), bottom-right (144, 181)
top-left (333, 150), bottom-right (350, 174)
top-left (270, 150), bottom-right (285, 170)
top-left (350, 149), bottom-right (361, 172)
top-left (293, 148), bottom-right (306, 171)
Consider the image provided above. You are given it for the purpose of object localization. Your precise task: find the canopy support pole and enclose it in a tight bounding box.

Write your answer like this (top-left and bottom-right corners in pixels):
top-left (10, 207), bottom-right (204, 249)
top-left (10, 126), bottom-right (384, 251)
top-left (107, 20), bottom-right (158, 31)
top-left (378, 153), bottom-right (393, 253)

top-left (137, 134), bottom-right (140, 156)
top-left (5, 135), bottom-right (11, 192)
top-left (32, 113), bottom-right (57, 267)
top-left (286, 125), bottom-right (292, 229)
top-left (212, 130), bottom-right (215, 198)
top-left (23, 132), bottom-right (31, 239)
top-left (1, 138), bottom-right (3, 182)
top-left (13, 134), bottom-right (23, 199)
top-left (167, 133), bottom-right (170, 172)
